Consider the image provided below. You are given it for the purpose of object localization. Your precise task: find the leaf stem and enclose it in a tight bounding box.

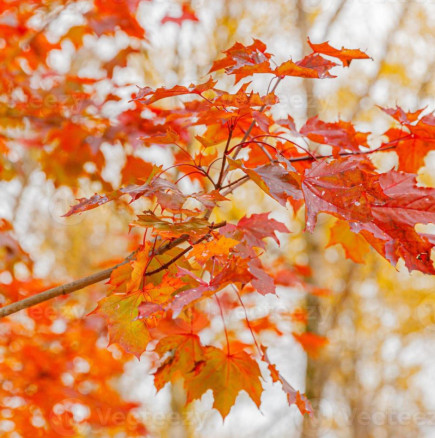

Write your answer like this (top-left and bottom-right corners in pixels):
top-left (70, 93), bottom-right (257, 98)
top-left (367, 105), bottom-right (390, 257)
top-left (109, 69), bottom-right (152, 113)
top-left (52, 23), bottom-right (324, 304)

top-left (232, 285), bottom-right (262, 356)
top-left (215, 293), bottom-right (230, 355)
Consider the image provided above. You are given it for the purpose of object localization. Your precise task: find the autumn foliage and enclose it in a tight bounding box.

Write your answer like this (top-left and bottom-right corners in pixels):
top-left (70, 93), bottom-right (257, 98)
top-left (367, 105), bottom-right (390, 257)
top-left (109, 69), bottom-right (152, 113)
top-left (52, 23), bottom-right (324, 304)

top-left (1, 1), bottom-right (434, 436)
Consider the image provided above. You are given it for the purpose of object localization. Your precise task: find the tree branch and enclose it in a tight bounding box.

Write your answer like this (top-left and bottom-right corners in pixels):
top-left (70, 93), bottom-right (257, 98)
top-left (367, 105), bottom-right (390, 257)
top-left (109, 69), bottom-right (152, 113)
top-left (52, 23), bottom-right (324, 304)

top-left (232, 78), bottom-right (283, 161)
top-left (0, 222), bottom-right (227, 318)
top-left (217, 77), bottom-right (283, 186)
top-left (347, 3), bottom-right (410, 120)
top-left (1, 120), bottom-right (397, 318)
top-left (286, 142), bottom-right (398, 163)
top-left (0, 252), bottom-right (137, 319)
top-left (145, 221), bottom-right (226, 277)
top-left (216, 125), bottom-right (233, 188)
top-left (318, 0), bottom-right (348, 41)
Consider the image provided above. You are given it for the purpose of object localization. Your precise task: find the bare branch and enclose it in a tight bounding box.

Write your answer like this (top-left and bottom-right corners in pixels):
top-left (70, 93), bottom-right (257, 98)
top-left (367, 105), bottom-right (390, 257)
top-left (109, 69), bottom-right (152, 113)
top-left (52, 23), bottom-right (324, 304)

top-left (318, 0), bottom-right (348, 41)
top-left (0, 252), bottom-right (137, 319)
top-left (348, 3), bottom-right (410, 120)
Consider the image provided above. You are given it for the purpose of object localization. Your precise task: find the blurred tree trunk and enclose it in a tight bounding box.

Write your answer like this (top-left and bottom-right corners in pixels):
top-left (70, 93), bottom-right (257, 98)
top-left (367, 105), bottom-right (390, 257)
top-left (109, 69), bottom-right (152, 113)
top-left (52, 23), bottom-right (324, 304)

top-left (168, 380), bottom-right (189, 438)
top-left (296, 1), bottom-right (344, 436)
top-left (297, 3), bottom-right (412, 436)
top-left (296, 3), bottom-right (325, 436)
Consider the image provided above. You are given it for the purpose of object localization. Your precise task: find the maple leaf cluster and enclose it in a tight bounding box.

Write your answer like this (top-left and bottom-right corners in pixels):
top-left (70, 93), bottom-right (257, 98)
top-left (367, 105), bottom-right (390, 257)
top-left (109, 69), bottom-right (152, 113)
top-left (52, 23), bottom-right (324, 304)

top-left (60, 37), bottom-right (434, 418)
top-left (0, 0), bottom-right (434, 432)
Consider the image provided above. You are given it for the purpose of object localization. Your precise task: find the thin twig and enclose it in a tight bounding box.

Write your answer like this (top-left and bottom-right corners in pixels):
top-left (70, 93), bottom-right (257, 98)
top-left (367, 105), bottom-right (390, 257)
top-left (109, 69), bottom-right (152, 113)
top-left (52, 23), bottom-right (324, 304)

top-left (218, 77), bottom-right (284, 185)
top-left (220, 175), bottom-right (250, 190)
top-left (216, 123), bottom-right (234, 188)
top-left (232, 78), bottom-right (283, 161)
top-left (145, 221), bottom-right (227, 277)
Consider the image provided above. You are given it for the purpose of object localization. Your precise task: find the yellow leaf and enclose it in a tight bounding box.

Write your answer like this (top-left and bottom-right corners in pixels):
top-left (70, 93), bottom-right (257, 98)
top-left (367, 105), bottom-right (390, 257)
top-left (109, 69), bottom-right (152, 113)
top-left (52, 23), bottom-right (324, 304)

top-left (327, 219), bottom-right (370, 264)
